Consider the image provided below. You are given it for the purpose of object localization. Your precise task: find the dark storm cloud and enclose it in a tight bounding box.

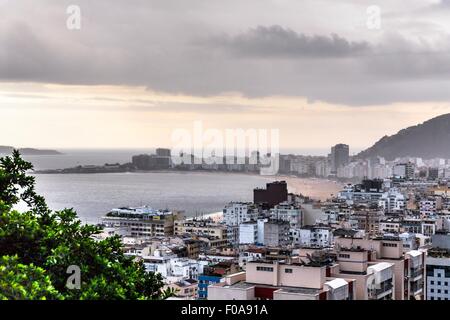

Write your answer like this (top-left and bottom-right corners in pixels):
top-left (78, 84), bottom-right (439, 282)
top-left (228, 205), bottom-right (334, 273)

top-left (437, 0), bottom-right (450, 7)
top-left (1, 0), bottom-right (450, 106)
top-left (201, 25), bottom-right (370, 59)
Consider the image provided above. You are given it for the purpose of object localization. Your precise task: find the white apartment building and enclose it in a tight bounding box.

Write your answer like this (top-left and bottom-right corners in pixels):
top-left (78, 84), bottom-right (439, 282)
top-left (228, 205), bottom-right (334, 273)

top-left (405, 250), bottom-right (425, 299)
top-left (370, 164), bottom-right (392, 180)
top-left (102, 206), bottom-right (177, 238)
top-left (257, 219), bottom-right (267, 245)
top-left (223, 202), bottom-right (258, 226)
top-left (399, 232), bottom-right (418, 252)
top-left (337, 162), bottom-right (369, 180)
top-left (144, 256), bottom-right (202, 283)
top-left (168, 258), bottom-right (201, 282)
top-left (338, 184), bottom-right (383, 205)
top-left (420, 198), bottom-right (442, 216)
top-left (393, 163), bottom-right (414, 179)
top-left (296, 225), bottom-right (334, 247)
top-left (263, 221), bottom-right (290, 247)
top-left (315, 160), bottom-right (331, 177)
top-left (290, 158), bottom-right (310, 175)
top-left (143, 255), bottom-right (173, 278)
top-left (379, 219), bottom-right (402, 233)
top-left (239, 222), bottom-right (258, 244)
top-left (270, 202), bottom-right (303, 228)
top-left (426, 251), bottom-right (450, 300)
top-left (378, 189), bottom-right (405, 213)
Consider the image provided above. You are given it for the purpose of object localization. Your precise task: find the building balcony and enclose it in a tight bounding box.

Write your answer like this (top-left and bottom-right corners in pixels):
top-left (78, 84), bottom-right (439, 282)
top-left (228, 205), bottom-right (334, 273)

top-left (410, 286), bottom-right (423, 297)
top-left (374, 282), bottom-right (394, 300)
top-left (409, 268), bottom-right (424, 280)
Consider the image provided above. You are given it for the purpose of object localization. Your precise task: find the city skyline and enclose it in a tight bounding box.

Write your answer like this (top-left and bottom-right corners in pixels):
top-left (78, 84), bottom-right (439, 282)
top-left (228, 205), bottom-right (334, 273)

top-left (3, 0), bottom-right (450, 305)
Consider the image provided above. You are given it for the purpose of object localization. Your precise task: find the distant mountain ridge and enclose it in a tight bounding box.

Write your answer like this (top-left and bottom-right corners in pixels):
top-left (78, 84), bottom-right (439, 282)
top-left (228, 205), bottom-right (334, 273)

top-left (0, 146), bottom-right (62, 155)
top-left (356, 113), bottom-right (450, 160)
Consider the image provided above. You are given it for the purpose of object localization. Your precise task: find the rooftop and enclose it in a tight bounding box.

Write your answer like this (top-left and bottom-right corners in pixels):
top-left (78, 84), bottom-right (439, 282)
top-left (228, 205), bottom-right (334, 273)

top-left (428, 247), bottom-right (450, 258)
top-left (339, 246), bottom-right (367, 253)
top-left (105, 206), bottom-right (174, 219)
top-left (218, 281), bottom-right (323, 296)
top-left (333, 229), bottom-right (360, 238)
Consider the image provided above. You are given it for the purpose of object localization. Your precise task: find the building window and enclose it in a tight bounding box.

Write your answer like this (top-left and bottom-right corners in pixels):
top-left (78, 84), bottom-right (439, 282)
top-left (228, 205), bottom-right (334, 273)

top-left (431, 281), bottom-right (434, 285)
top-left (382, 243), bottom-right (398, 247)
top-left (285, 268), bottom-right (293, 273)
top-left (256, 266), bottom-right (274, 272)
top-left (339, 254), bottom-right (350, 259)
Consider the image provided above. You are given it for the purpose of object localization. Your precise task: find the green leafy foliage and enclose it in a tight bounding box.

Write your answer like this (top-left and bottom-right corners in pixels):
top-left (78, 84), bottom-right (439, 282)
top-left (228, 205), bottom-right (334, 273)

top-left (0, 255), bottom-right (62, 300)
top-left (0, 150), bottom-right (171, 300)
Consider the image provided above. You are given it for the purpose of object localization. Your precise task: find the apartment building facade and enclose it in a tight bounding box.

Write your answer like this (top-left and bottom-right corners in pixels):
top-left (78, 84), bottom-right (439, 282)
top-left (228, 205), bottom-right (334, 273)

top-left (223, 202), bottom-right (259, 226)
top-left (334, 235), bottom-right (425, 300)
top-left (208, 260), bottom-right (355, 300)
top-left (102, 206), bottom-right (179, 238)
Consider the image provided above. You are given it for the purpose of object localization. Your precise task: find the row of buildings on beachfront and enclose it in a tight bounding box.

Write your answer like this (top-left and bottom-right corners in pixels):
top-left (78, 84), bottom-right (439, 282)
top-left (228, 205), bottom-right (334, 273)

top-left (97, 176), bottom-right (450, 300)
top-left (128, 145), bottom-right (450, 183)
top-left (279, 144), bottom-right (450, 181)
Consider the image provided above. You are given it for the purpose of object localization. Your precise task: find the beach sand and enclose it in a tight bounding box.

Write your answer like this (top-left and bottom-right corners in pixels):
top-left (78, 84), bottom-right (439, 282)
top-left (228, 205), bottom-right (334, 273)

top-left (203, 177), bottom-right (343, 222)
top-left (281, 176), bottom-right (343, 202)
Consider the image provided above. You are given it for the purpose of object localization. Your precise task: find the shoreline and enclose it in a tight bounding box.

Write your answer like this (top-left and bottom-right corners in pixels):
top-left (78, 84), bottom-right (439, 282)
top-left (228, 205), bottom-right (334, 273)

top-left (279, 175), bottom-right (344, 201)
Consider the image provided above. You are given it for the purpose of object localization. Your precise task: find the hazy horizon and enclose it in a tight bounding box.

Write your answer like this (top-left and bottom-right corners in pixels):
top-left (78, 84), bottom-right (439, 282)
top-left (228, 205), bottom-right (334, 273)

top-left (1, 146), bottom-right (364, 157)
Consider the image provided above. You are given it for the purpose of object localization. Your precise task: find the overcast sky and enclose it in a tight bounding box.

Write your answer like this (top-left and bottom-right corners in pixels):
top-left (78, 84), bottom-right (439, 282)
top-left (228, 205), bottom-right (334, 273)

top-left (2, 0), bottom-right (450, 153)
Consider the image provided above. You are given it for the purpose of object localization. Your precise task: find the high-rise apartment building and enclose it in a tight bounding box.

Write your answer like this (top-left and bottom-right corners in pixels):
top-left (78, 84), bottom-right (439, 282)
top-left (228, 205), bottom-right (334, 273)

top-left (393, 162), bottom-right (415, 180)
top-left (426, 233), bottom-right (450, 300)
top-left (253, 181), bottom-right (288, 208)
top-left (331, 144), bottom-right (349, 174)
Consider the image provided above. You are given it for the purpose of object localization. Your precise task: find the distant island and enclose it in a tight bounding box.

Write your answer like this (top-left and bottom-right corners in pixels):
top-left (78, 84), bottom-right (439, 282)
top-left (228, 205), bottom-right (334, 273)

top-left (0, 146), bottom-right (62, 156)
top-left (36, 163), bottom-right (135, 174)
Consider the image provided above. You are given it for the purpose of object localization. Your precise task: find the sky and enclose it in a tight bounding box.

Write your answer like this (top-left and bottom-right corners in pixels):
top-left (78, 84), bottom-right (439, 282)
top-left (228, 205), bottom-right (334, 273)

top-left (2, 0), bottom-right (450, 154)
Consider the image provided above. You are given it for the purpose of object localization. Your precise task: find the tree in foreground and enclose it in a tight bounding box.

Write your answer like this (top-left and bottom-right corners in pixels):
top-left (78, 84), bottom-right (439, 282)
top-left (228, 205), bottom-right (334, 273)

top-left (0, 150), bottom-right (171, 300)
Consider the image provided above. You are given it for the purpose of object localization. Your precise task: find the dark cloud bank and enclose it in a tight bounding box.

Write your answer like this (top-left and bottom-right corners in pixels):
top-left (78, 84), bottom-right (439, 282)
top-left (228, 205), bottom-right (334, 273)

top-left (1, 1), bottom-right (450, 106)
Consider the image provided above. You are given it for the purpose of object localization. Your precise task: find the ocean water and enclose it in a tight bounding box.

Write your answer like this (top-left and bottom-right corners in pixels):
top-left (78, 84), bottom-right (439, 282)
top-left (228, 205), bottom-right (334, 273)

top-left (7, 149), bottom-right (337, 224)
top-left (21, 149), bottom-right (151, 171)
top-left (4, 149), bottom-right (272, 224)
top-left (30, 171), bottom-right (272, 224)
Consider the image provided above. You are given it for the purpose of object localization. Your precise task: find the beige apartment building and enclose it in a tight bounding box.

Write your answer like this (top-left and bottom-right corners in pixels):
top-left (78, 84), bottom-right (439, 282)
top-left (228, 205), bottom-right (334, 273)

top-left (208, 255), bottom-right (399, 301)
top-left (334, 235), bottom-right (425, 300)
top-left (174, 219), bottom-right (229, 240)
top-left (208, 235), bottom-right (425, 301)
top-left (332, 248), bottom-right (395, 300)
top-left (166, 279), bottom-right (198, 300)
top-left (208, 260), bottom-right (356, 300)
top-left (102, 209), bottom-right (180, 238)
